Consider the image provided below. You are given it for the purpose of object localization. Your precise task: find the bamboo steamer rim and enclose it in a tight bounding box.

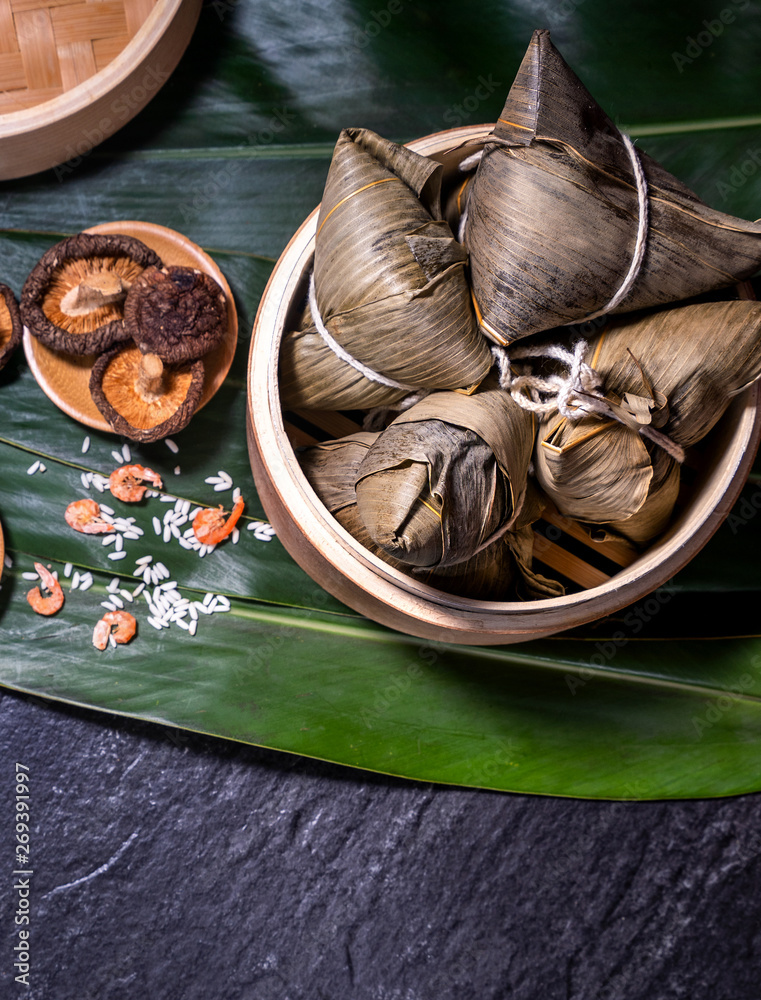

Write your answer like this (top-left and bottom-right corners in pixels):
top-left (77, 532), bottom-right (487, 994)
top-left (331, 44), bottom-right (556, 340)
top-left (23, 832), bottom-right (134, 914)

top-left (23, 219), bottom-right (238, 434)
top-left (247, 124), bottom-right (761, 645)
top-left (0, 0), bottom-right (202, 179)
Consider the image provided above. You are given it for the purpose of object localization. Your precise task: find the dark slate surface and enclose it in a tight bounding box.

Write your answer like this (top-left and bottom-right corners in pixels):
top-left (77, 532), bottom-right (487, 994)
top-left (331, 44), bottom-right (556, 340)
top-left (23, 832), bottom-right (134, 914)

top-left (2, 690), bottom-right (761, 999)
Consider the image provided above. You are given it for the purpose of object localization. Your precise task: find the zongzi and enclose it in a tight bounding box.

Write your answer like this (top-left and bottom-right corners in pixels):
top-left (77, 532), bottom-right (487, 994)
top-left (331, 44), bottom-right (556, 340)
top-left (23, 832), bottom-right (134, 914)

top-left (279, 127), bottom-right (493, 410)
top-left (354, 376), bottom-right (535, 570)
top-left (464, 29), bottom-right (761, 345)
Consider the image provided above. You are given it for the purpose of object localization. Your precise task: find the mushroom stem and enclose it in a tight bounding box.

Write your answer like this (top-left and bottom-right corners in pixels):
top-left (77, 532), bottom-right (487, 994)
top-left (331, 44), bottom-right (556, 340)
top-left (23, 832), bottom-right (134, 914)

top-left (60, 272), bottom-right (129, 317)
top-left (136, 353), bottom-right (165, 402)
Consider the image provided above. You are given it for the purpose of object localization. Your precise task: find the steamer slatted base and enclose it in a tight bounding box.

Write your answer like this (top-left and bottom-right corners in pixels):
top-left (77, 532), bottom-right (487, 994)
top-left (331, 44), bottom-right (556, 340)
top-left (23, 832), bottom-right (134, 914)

top-left (0, 0), bottom-right (201, 179)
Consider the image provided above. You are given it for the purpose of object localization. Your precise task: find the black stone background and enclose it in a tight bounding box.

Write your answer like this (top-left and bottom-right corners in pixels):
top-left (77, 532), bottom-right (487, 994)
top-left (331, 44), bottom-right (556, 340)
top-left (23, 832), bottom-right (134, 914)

top-left (1, 689), bottom-right (760, 999)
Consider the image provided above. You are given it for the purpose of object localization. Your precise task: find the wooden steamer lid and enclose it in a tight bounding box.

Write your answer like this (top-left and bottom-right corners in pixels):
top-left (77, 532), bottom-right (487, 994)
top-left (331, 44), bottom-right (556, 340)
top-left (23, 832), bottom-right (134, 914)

top-left (247, 126), bottom-right (761, 645)
top-left (0, 0), bottom-right (202, 180)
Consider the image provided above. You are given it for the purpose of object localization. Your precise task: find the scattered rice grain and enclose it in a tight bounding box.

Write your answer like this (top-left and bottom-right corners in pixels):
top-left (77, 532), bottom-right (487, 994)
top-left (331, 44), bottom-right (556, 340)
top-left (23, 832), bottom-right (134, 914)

top-left (108, 550), bottom-right (127, 561)
top-left (64, 562), bottom-right (73, 578)
top-left (81, 436), bottom-right (90, 454)
top-left (165, 438), bottom-right (179, 454)
top-left (26, 460), bottom-right (40, 475)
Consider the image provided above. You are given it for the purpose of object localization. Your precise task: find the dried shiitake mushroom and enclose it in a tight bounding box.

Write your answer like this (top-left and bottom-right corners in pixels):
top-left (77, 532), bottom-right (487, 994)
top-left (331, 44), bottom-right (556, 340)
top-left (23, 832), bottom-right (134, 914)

top-left (21, 233), bottom-right (163, 355)
top-left (89, 344), bottom-right (204, 443)
top-left (123, 265), bottom-right (227, 362)
top-left (0, 283), bottom-right (22, 370)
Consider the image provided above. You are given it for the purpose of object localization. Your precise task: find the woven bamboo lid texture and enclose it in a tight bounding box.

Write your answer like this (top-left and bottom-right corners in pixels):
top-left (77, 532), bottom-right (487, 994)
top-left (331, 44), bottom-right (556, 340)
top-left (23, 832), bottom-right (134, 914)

top-left (0, 0), bottom-right (201, 180)
top-left (247, 126), bottom-right (761, 645)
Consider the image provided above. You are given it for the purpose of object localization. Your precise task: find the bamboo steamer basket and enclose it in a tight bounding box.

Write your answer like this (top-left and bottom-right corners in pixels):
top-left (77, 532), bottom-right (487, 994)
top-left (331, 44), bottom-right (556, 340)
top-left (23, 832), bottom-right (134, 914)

top-left (247, 125), bottom-right (761, 645)
top-left (0, 0), bottom-right (201, 181)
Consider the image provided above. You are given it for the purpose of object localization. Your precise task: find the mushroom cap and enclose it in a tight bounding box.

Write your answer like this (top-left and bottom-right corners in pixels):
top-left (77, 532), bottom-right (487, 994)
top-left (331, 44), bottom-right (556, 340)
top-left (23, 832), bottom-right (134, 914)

top-left (21, 233), bottom-right (163, 356)
top-left (0, 283), bottom-right (22, 371)
top-left (89, 343), bottom-right (205, 443)
top-left (123, 265), bottom-right (228, 362)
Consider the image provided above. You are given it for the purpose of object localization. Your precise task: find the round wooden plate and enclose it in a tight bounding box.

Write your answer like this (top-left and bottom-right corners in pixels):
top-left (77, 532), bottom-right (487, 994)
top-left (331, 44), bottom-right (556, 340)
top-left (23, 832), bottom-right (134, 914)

top-left (0, 0), bottom-right (202, 181)
top-left (23, 220), bottom-right (238, 434)
top-left (247, 125), bottom-right (761, 645)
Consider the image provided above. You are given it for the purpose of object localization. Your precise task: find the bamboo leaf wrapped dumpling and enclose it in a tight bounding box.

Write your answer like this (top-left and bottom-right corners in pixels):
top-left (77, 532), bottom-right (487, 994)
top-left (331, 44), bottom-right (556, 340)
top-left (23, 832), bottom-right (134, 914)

top-left (532, 298), bottom-right (761, 541)
top-left (279, 127), bottom-right (493, 410)
top-left (353, 377), bottom-right (536, 570)
top-left (465, 29), bottom-right (761, 345)
top-left (298, 430), bottom-right (562, 600)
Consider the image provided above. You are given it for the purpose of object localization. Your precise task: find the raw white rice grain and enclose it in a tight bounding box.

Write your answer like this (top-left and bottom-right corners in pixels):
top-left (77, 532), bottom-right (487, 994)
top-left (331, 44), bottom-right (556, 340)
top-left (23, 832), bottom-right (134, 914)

top-left (108, 550), bottom-right (127, 561)
top-left (109, 633), bottom-right (117, 648)
top-left (132, 582), bottom-right (145, 597)
top-left (64, 563), bottom-right (73, 578)
top-left (22, 571), bottom-right (39, 580)
top-left (188, 618), bottom-right (198, 636)
top-left (119, 589), bottom-right (134, 603)
top-left (111, 449), bottom-right (123, 464)
top-left (71, 571), bottom-right (81, 590)
top-left (79, 573), bottom-right (93, 591)
top-left (81, 436), bottom-right (90, 454)
top-left (107, 577), bottom-right (120, 592)
top-left (174, 466), bottom-right (181, 476)
top-left (152, 516), bottom-right (162, 535)
top-left (101, 600), bottom-right (117, 611)
top-left (101, 533), bottom-right (116, 546)
top-left (165, 438), bottom-right (179, 454)
top-left (121, 443), bottom-right (131, 462)
top-left (100, 503), bottom-right (114, 516)
top-left (26, 460), bottom-right (40, 475)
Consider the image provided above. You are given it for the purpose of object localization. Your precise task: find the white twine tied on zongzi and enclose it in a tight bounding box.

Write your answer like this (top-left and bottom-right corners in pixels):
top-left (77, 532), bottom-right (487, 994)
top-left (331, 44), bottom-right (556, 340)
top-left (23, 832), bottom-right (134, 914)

top-left (458, 133), bottom-right (649, 321)
top-left (491, 339), bottom-right (686, 463)
top-left (308, 271), bottom-right (418, 392)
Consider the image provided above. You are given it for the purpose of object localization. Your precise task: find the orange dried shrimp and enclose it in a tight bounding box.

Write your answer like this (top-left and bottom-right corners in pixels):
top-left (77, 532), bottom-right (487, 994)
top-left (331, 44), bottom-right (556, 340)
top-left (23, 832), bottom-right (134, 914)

top-left (109, 464), bottom-right (163, 502)
top-left (93, 610), bottom-right (137, 650)
top-left (192, 495), bottom-right (245, 546)
top-left (65, 497), bottom-right (114, 534)
top-left (26, 562), bottom-right (64, 616)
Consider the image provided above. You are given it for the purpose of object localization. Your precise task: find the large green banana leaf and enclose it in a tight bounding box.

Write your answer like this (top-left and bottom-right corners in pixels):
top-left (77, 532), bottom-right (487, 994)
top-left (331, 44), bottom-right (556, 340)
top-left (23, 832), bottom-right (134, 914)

top-left (1, 0), bottom-right (761, 799)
